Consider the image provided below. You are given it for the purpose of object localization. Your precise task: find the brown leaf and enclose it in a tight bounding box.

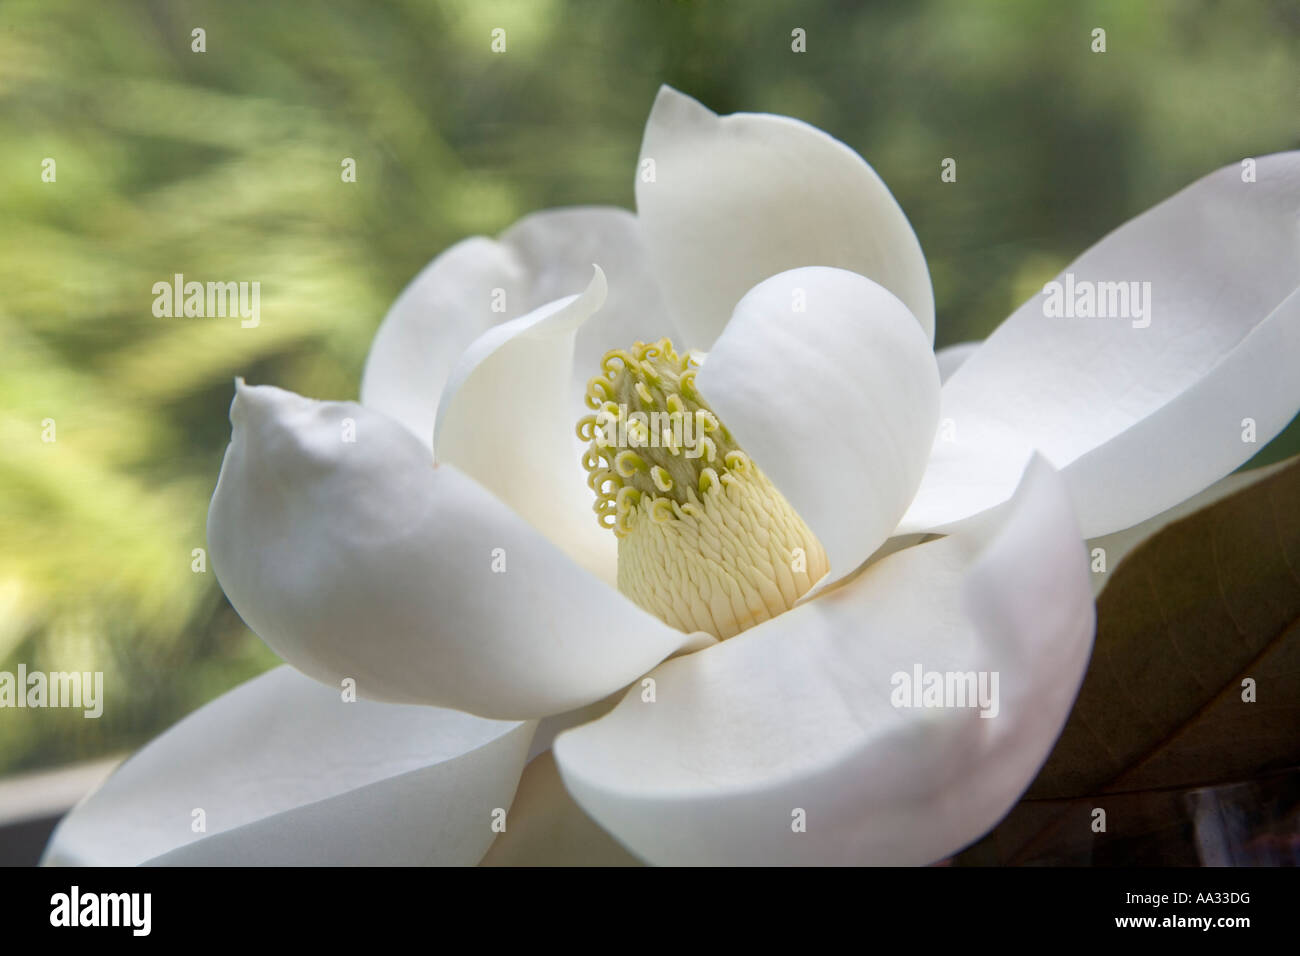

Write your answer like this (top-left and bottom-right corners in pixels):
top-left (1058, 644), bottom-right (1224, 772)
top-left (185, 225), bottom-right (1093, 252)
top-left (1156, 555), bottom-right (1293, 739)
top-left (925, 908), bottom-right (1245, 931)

top-left (957, 455), bottom-right (1300, 864)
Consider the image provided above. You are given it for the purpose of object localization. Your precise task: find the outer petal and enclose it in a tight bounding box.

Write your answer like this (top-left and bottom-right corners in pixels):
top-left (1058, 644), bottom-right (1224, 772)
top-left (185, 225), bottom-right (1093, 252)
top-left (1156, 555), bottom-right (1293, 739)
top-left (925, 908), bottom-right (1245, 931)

top-left (500, 209), bottom-right (679, 401)
top-left (697, 267), bottom-right (940, 589)
top-left (42, 666), bottom-right (531, 866)
top-left (433, 268), bottom-right (614, 582)
top-left (207, 382), bottom-right (695, 719)
top-left (526, 693), bottom-right (623, 762)
top-left (554, 456), bottom-right (1094, 866)
top-left (901, 152), bottom-right (1300, 538)
top-left (636, 86), bottom-right (934, 347)
top-left (935, 341), bottom-right (981, 384)
top-left (362, 207), bottom-right (676, 446)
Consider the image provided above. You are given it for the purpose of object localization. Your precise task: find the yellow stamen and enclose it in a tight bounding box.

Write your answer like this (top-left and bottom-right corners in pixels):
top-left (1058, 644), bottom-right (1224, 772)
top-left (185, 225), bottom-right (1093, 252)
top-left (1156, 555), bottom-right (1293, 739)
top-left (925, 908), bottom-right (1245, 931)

top-left (578, 337), bottom-right (829, 640)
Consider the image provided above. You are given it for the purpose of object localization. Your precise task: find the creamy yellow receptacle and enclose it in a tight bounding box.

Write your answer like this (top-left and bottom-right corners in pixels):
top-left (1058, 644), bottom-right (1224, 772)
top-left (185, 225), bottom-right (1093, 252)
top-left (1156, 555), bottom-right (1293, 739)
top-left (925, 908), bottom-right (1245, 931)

top-left (578, 338), bottom-right (828, 640)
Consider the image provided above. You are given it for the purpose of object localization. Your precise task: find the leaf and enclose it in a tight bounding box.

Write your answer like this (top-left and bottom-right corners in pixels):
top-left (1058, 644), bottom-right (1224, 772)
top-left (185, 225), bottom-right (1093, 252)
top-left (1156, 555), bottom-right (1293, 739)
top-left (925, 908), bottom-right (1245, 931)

top-left (956, 454), bottom-right (1300, 864)
top-left (955, 767), bottom-right (1300, 866)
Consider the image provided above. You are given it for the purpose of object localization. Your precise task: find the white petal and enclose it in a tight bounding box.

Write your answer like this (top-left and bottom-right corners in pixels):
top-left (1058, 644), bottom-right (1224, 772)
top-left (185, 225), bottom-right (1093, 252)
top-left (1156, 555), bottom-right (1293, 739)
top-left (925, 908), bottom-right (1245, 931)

top-left (901, 152), bottom-right (1300, 537)
top-left (480, 752), bottom-right (642, 867)
top-left (554, 456), bottom-right (1094, 865)
top-left (498, 208), bottom-right (680, 403)
top-left (360, 237), bottom-right (524, 446)
top-left (362, 207), bottom-right (675, 447)
top-left (697, 267), bottom-right (940, 589)
top-left (207, 382), bottom-right (694, 719)
top-left (434, 267), bottom-right (615, 581)
top-left (42, 666), bottom-right (531, 866)
top-left (935, 340), bottom-right (981, 384)
top-left (636, 86), bottom-right (934, 347)
top-left (526, 694), bottom-right (622, 762)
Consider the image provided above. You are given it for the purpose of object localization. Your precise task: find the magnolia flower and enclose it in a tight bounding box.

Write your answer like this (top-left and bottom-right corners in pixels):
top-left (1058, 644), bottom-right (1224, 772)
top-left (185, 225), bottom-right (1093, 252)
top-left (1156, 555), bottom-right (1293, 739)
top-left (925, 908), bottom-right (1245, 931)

top-left (45, 88), bottom-right (1299, 867)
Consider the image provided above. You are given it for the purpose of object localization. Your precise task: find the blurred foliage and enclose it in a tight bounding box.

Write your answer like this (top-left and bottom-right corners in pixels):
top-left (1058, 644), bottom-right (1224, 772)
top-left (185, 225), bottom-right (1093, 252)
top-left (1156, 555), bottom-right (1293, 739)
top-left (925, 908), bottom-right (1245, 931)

top-left (0, 0), bottom-right (1296, 774)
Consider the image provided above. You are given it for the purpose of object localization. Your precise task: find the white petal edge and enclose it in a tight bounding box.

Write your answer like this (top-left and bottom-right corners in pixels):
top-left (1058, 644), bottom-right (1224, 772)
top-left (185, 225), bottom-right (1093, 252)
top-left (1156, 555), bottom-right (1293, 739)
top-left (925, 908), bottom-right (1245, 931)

top-left (360, 236), bottom-right (526, 447)
top-left (497, 208), bottom-right (681, 408)
top-left (935, 340), bottom-right (981, 384)
top-left (362, 206), bottom-right (677, 447)
top-left (697, 267), bottom-right (940, 591)
top-left (1088, 455), bottom-right (1296, 596)
top-left (480, 752), bottom-right (642, 867)
top-left (207, 382), bottom-right (697, 719)
top-left (636, 85), bottom-right (934, 348)
top-left (554, 455), bottom-right (1095, 866)
top-left (526, 693), bottom-right (623, 762)
top-left (901, 152), bottom-right (1300, 538)
top-left (434, 266), bottom-right (616, 582)
top-left (42, 666), bottom-right (532, 866)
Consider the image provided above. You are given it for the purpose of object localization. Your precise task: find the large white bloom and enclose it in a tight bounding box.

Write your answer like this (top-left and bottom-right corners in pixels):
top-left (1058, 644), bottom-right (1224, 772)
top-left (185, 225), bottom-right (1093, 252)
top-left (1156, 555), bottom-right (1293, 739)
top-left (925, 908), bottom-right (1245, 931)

top-left (45, 88), bottom-right (1300, 866)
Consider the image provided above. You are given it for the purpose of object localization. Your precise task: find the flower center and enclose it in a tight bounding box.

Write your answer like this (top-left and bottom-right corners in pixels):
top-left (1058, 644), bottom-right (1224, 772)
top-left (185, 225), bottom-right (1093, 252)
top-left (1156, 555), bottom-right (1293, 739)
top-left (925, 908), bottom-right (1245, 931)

top-left (577, 338), bottom-right (829, 640)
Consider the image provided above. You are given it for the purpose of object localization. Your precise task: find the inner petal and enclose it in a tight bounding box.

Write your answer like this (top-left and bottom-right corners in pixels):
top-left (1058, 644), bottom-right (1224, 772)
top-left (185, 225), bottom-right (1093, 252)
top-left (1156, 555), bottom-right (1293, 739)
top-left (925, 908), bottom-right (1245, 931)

top-left (577, 338), bottom-right (829, 640)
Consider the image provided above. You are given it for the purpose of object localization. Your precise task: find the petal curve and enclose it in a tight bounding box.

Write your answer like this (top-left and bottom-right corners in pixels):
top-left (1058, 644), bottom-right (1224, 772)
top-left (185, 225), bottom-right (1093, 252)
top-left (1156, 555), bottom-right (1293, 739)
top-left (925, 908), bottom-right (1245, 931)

top-left (636, 86), bottom-right (934, 347)
top-left (935, 340), bottom-right (980, 384)
top-left (43, 666), bottom-right (531, 866)
top-left (697, 267), bottom-right (939, 590)
top-left (207, 382), bottom-right (696, 719)
top-left (434, 267), bottom-right (615, 581)
top-left (362, 207), bottom-right (676, 446)
top-left (554, 456), bottom-right (1094, 866)
top-left (901, 152), bottom-right (1300, 537)
top-left (479, 752), bottom-right (642, 867)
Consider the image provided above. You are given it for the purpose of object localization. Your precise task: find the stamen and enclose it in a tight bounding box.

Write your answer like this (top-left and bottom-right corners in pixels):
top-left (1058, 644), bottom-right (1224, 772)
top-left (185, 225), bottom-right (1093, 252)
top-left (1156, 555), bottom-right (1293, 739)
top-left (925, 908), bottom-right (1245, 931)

top-left (578, 337), bottom-right (829, 640)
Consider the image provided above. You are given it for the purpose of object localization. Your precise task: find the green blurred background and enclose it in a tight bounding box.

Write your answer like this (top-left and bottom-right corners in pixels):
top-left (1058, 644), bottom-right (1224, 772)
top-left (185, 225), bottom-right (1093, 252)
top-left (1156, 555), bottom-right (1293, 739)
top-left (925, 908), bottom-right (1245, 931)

top-left (1, 0), bottom-right (1297, 775)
